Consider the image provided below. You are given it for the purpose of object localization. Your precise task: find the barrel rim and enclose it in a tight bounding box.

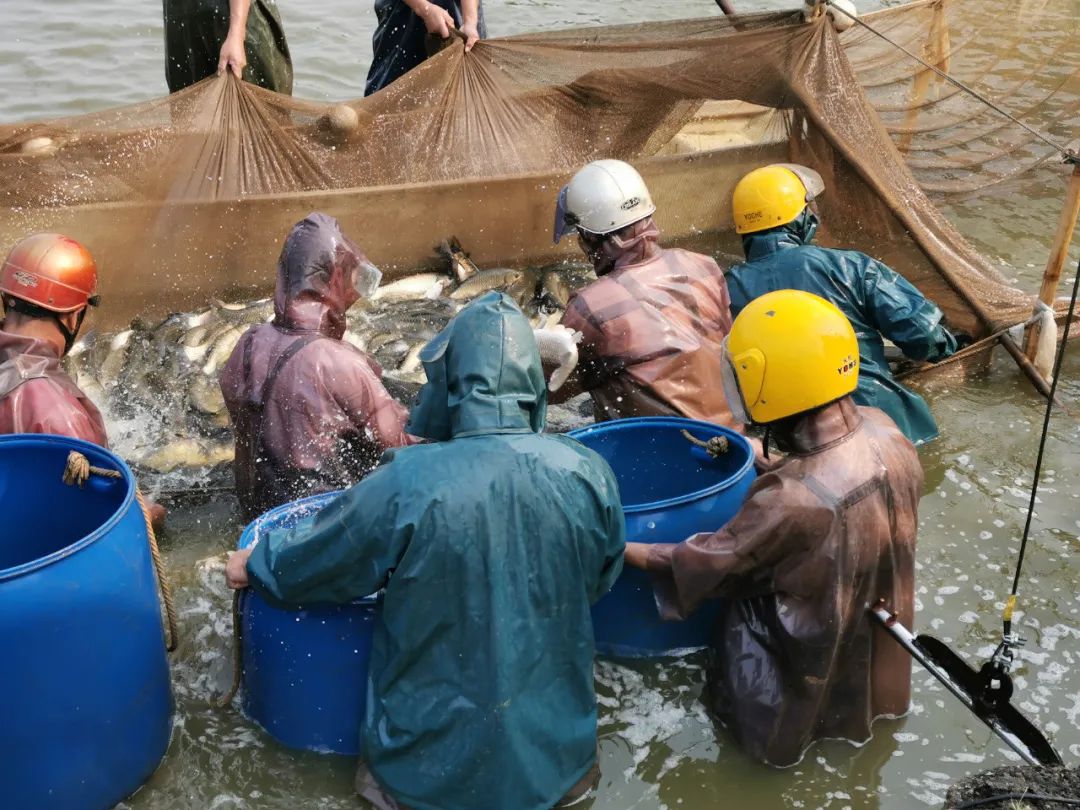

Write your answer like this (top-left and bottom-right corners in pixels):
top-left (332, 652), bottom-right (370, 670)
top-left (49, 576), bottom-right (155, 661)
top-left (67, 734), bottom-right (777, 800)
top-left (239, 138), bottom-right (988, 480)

top-left (0, 433), bottom-right (135, 582)
top-left (566, 416), bottom-right (755, 514)
top-left (239, 490), bottom-right (378, 607)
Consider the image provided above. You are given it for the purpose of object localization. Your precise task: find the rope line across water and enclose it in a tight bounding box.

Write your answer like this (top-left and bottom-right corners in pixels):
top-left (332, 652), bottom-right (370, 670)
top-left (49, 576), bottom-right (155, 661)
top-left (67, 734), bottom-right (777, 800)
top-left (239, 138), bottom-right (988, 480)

top-left (825, 0), bottom-right (1076, 159)
top-left (62, 451), bottom-right (178, 652)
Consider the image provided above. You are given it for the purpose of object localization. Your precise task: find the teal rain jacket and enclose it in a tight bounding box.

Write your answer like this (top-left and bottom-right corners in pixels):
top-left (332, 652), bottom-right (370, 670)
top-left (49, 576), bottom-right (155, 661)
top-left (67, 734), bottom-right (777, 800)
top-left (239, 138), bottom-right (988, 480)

top-left (245, 292), bottom-right (626, 810)
top-left (726, 228), bottom-right (958, 446)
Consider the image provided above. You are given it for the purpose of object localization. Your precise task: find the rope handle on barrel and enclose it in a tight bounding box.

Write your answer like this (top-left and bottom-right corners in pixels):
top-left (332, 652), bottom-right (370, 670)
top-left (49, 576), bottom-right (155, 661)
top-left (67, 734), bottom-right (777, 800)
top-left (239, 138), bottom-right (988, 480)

top-left (680, 428), bottom-right (730, 457)
top-left (62, 451), bottom-right (178, 653)
top-left (214, 589), bottom-right (244, 709)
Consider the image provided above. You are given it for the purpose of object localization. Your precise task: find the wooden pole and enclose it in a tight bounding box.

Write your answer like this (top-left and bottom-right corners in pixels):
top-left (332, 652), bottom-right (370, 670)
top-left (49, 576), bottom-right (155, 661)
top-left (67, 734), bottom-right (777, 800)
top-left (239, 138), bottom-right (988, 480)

top-left (1001, 334), bottom-right (1072, 416)
top-left (1024, 159), bottom-right (1080, 359)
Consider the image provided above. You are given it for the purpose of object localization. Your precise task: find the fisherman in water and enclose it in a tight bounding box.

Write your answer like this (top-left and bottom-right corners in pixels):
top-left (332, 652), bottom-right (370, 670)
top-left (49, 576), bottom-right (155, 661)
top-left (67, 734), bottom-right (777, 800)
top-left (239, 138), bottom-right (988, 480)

top-left (164, 0), bottom-right (293, 94)
top-left (226, 292), bottom-right (625, 809)
top-left (548, 159), bottom-right (739, 429)
top-left (365, 0), bottom-right (485, 95)
top-left (219, 213), bottom-right (415, 522)
top-left (0, 234), bottom-right (107, 444)
top-left (625, 290), bottom-right (919, 768)
top-left (0, 233), bottom-right (168, 526)
top-left (726, 163), bottom-right (967, 446)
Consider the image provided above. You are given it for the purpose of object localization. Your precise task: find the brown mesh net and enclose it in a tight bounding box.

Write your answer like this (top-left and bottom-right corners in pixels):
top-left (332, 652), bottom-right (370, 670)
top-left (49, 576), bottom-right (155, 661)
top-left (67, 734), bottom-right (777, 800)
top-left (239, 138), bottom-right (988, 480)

top-left (0, 0), bottom-right (1076, 333)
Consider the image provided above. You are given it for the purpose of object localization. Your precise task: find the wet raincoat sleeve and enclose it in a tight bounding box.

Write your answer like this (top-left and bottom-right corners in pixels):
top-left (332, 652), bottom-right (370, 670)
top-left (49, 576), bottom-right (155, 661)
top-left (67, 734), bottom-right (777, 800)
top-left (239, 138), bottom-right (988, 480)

top-left (244, 460), bottom-right (408, 606)
top-left (587, 464), bottom-right (627, 603)
top-left (646, 472), bottom-right (829, 620)
top-left (335, 354), bottom-right (417, 449)
top-left (862, 258), bottom-right (958, 362)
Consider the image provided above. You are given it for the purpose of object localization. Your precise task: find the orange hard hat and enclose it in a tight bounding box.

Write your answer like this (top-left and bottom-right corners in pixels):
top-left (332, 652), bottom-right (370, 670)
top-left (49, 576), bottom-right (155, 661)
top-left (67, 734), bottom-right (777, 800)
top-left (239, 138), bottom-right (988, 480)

top-left (0, 233), bottom-right (99, 313)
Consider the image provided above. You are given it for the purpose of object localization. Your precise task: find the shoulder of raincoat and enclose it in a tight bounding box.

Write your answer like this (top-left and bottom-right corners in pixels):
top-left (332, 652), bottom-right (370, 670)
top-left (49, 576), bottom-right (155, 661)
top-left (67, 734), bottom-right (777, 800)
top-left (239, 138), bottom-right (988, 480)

top-left (220, 214), bottom-right (413, 519)
top-left (645, 398), bottom-right (920, 767)
top-left (726, 229), bottom-right (958, 446)
top-left (246, 292), bottom-right (625, 810)
top-left (365, 0), bottom-right (488, 96)
top-left (164, 0), bottom-right (292, 93)
top-left (0, 330), bottom-right (109, 446)
top-left (563, 219), bottom-right (737, 428)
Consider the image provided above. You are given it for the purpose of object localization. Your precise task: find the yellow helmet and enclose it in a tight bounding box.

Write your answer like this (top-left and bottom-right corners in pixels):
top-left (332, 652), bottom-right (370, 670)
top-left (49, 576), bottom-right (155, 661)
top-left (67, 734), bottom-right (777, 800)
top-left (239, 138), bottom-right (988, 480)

top-left (731, 164), bottom-right (825, 234)
top-left (720, 289), bottom-right (859, 424)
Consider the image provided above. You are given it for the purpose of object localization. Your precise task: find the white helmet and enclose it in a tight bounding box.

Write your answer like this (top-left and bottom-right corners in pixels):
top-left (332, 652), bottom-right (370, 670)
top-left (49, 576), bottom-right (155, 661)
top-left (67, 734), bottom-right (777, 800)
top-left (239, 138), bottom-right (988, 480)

top-left (553, 159), bottom-right (656, 243)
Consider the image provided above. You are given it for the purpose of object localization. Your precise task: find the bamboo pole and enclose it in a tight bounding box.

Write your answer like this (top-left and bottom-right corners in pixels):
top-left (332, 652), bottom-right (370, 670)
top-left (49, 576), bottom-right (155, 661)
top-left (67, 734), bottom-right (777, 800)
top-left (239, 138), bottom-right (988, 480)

top-left (1024, 159), bottom-right (1080, 359)
top-left (1001, 333), bottom-right (1072, 416)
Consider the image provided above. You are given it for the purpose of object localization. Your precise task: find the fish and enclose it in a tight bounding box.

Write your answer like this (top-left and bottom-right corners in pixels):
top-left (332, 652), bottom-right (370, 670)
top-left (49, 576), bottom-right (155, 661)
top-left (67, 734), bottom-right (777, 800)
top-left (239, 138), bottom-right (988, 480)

top-left (449, 268), bottom-right (525, 301)
top-left (396, 342), bottom-right (426, 375)
top-left (370, 273), bottom-right (450, 304)
top-left (541, 270), bottom-right (573, 309)
top-left (201, 324), bottom-right (246, 377)
top-left (188, 373), bottom-right (226, 416)
top-left (137, 438), bottom-right (234, 473)
top-left (439, 237), bottom-right (480, 283)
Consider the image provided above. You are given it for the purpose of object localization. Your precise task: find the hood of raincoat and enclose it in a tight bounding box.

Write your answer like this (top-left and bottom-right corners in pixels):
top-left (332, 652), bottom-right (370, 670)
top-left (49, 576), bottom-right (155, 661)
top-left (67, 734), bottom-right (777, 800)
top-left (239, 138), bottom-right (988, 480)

top-left (408, 292), bottom-right (546, 441)
top-left (740, 209), bottom-right (820, 260)
top-left (580, 215), bottom-right (663, 276)
top-left (273, 212), bottom-right (368, 340)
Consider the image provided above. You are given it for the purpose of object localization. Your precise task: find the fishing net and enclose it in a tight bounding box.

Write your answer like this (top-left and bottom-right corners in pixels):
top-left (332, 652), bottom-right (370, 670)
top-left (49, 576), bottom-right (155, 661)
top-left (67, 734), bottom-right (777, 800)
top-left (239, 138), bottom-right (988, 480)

top-left (0, 0), bottom-right (1076, 335)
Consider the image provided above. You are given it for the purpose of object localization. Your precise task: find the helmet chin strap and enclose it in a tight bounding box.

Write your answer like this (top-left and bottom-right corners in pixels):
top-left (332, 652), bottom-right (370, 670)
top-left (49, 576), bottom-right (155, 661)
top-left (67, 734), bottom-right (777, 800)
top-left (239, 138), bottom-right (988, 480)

top-left (792, 207), bottom-right (820, 245)
top-left (56, 308), bottom-right (87, 355)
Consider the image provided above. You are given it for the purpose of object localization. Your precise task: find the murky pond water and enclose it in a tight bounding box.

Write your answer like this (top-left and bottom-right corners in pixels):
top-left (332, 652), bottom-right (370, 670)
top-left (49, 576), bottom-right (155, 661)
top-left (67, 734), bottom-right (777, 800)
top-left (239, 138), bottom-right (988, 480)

top-left (3, 1), bottom-right (1079, 809)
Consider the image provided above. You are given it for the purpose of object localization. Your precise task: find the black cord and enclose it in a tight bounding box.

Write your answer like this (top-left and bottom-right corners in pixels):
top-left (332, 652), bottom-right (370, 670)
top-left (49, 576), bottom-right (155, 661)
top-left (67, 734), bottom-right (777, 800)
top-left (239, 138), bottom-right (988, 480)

top-left (952, 792), bottom-right (1080, 809)
top-left (1010, 258), bottom-right (1080, 605)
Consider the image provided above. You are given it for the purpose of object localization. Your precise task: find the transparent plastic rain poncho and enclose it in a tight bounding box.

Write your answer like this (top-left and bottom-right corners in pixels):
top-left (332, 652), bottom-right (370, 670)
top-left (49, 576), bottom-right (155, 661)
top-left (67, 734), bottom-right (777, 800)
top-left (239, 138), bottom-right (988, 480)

top-left (645, 399), bottom-right (921, 767)
top-left (219, 213), bottom-right (410, 521)
top-left (0, 330), bottom-right (109, 446)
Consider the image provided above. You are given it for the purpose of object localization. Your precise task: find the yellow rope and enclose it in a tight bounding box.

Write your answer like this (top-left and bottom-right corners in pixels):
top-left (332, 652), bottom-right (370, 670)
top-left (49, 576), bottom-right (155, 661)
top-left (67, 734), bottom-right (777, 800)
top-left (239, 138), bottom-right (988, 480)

top-left (680, 429), bottom-right (730, 457)
top-left (62, 451), bottom-right (178, 653)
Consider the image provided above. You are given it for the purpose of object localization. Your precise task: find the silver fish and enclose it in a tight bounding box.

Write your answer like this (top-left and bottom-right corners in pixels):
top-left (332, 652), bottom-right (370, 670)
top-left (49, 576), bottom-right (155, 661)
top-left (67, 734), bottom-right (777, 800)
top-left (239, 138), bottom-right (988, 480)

top-left (449, 268), bottom-right (525, 301)
top-left (370, 273), bottom-right (449, 304)
top-left (138, 438), bottom-right (234, 473)
top-left (439, 237), bottom-right (480, 283)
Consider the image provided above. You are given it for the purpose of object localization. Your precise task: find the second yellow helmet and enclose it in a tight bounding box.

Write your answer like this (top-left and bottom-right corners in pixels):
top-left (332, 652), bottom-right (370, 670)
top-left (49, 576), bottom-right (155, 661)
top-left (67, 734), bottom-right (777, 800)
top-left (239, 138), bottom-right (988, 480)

top-left (731, 163), bottom-right (825, 235)
top-left (721, 289), bottom-right (859, 425)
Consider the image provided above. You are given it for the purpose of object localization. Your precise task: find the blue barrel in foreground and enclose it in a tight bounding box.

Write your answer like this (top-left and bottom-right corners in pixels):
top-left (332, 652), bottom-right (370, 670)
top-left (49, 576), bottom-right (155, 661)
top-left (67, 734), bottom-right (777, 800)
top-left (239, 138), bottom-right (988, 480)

top-left (568, 417), bottom-right (756, 657)
top-left (0, 434), bottom-right (173, 809)
top-left (239, 491), bottom-right (376, 755)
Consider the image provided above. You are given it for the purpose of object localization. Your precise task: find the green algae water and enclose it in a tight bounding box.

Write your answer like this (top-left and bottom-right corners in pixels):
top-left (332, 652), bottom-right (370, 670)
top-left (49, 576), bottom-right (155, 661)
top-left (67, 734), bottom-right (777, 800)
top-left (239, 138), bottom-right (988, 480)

top-left (2, 1), bottom-right (1079, 808)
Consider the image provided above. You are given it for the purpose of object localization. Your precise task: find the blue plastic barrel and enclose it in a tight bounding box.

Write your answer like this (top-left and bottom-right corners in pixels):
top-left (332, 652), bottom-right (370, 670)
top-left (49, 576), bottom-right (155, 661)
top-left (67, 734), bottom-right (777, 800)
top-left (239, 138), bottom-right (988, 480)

top-left (0, 434), bottom-right (173, 809)
top-left (238, 491), bottom-right (376, 755)
top-left (568, 417), bottom-right (756, 657)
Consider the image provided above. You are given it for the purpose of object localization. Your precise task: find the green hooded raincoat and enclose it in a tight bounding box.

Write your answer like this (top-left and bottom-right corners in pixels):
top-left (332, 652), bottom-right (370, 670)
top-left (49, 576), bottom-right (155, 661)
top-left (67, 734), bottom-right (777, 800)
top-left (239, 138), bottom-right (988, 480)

top-left (245, 292), bottom-right (625, 810)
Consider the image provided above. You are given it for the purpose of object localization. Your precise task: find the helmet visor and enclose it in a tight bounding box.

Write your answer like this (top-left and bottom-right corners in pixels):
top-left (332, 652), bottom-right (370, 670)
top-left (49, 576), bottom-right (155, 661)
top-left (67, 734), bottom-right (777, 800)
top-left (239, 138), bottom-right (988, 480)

top-left (720, 339), bottom-right (752, 426)
top-left (352, 258), bottom-right (383, 299)
top-left (552, 184), bottom-right (579, 244)
top-left (776, 163), bottom-right (825, 203)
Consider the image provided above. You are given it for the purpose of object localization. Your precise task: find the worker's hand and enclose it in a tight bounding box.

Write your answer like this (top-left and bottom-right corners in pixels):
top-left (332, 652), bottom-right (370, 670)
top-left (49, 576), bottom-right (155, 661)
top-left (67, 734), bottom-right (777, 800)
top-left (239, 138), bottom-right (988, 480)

top-left (225, 548), bottom-right (254, 590)
top-left (534, 325), bottom-right (582, 392)
top-left (460, 21), bottom-right (480, 52)
top-left (623, 542), bottom-right (651, 570)
top-left (217, 32), bottom-right (248, 78)
top-left (147, 500), bottom-right (167, 533)
top-left (416, 1), bottom-right (456, 39)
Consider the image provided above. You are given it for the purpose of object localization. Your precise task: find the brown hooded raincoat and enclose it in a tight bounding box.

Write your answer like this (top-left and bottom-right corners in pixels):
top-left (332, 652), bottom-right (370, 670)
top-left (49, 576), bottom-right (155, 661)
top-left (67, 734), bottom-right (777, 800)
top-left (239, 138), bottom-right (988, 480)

top-left (646, 399), bottom-right (919, 767)
top-left (220, 213), bottom-right (414, 521)
top-left (0, 330), bottom-right (109, 446)
top-left (561, 217), bottom-right (736, 427)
